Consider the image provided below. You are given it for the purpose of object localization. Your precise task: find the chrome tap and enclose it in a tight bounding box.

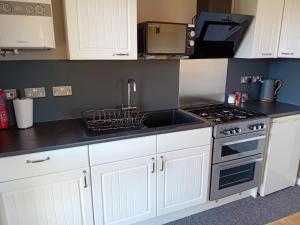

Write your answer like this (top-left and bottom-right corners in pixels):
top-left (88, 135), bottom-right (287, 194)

top-left (125, 79), bottom-right (137, 110)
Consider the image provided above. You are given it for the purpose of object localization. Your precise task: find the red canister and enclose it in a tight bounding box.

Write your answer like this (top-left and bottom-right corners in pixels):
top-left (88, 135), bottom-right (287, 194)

top-left (0, 89), bottom-right (9, 129)
top-left (234, 91), bottom-right (242, 105)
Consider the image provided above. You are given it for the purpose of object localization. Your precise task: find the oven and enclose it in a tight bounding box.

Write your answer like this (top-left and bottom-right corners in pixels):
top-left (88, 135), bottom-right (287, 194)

top-left (210, 154), bottom-right (263, 201)
top-left (212, 131), bottom-right (266, 164)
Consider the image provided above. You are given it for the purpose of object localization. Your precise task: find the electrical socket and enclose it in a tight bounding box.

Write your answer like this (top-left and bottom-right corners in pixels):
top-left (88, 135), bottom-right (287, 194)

top-left (52, 86), bottom-right (72, 97)
top-left (24, 87), bottom-right (46, 98)
top-left (4, 89), bottom-right (17, 100)
top-left (252, 76), bottom-right (264, 83)
top-left (241, 76), bottom-right (252, 84)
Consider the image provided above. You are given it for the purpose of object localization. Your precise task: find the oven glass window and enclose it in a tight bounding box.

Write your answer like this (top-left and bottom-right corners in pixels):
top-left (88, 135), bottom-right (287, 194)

top-left (219, 163), bottom-right (255, 190)
top-left (221, 140), bottom-right (259, 157)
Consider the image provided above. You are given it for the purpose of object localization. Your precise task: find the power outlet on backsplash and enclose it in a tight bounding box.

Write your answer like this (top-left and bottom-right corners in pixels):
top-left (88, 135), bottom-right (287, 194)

top-left (52, 86), bottom-right (73, 97)
top-left (252, 76), bottom-right (264, 83)
top-left (4, 89), bottom-right (17, 100)
top-left (24, 87), bottom-right (46, 98)
top-left (241, 76), bottom-right (252, 84)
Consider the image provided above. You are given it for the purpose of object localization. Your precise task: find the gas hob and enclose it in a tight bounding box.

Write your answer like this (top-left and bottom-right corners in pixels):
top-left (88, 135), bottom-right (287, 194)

top-left (183, 104), bottom-right (269, 138)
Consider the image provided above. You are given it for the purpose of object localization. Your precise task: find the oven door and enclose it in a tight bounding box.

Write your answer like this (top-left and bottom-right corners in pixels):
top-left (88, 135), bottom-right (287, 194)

top-left (213, 132), bottom-right (266, 164)
top-left (210, 154), bottom-right (262, 201)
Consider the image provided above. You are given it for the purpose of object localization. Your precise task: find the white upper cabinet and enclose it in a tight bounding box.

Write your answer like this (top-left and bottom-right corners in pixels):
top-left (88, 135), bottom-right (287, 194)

top-left (234, 0), bottom-right (285, 58)
top-left (63, 0), bottom-right (137, 60)
top-left (278, 0), bottom-right (300, 58)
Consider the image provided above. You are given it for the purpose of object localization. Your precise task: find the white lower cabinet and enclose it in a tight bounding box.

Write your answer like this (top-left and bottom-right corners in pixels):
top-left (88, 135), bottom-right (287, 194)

top-left (0, 168), bottom-right (94, 225)
top-left (91, 156), bottom-right (157, 225)
top-left (157, 146), bottom-right (211, 216)
top-left (260, 115), bottom-right (300, 196)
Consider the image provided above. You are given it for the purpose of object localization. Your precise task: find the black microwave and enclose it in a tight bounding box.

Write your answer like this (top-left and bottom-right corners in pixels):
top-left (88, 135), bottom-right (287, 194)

top-left (138, 22), bottom-right (196, 56)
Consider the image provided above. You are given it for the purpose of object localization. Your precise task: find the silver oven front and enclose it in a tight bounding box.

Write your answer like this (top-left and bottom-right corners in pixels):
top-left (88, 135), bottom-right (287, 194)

top-left (210, 154), bottom-right (263, 201)
top-left (212, 132), bottom-right (266, 164)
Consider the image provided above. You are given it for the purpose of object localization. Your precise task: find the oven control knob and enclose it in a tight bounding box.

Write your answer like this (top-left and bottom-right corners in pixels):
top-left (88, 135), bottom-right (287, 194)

top-left (235, 128), bottom-right (242, 134)
top-left (230, 129), bottom-right (237, 135)
top-left (259, 124), bottom-right (265, 130)
top-left (249, 125), bottom-right (257, 131)
top-left (223, 130), bottom-right (231, 135)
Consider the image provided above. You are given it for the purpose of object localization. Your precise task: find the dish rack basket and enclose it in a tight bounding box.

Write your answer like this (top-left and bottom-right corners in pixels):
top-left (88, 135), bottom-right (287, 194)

top-left (82, 108), bottom-right (146, 132)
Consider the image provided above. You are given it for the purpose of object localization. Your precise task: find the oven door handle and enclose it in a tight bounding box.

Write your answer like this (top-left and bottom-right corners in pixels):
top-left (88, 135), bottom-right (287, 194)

top-left (218, 157), bottom-right (263, 170)
top-left (223, 136), bottom-right (266, 146)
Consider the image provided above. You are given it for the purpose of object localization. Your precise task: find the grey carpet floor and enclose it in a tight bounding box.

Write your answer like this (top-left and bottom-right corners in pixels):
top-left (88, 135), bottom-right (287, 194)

top-left (166, 186), bottom-right (300, 225)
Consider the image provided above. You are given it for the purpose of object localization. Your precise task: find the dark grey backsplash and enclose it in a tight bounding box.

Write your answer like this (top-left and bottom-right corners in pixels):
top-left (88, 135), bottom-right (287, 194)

top-left (269, 59), bottom-right (300, 106)
top-left (226, 58), bottom-right (270, 100)
top-left (0, 60), bottom-right (180, 123)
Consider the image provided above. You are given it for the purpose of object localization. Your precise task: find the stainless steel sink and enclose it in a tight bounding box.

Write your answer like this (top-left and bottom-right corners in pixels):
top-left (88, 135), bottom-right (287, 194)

top-left (143, 109), bottom-right (202, 128)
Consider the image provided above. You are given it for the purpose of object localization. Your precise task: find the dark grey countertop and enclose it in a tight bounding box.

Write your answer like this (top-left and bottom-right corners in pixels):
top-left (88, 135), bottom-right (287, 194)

top-left (0, 118), bottom-right (212, 158)
top-left (240, 100), bottom-right (300, 118)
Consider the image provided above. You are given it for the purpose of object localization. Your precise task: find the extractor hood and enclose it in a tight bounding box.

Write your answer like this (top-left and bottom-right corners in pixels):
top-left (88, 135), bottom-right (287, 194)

top-left (191, 12), bottom-right (253, 59)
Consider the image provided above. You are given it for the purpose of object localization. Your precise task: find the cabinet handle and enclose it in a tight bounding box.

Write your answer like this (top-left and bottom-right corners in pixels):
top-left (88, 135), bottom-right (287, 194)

top-left (83, 170), bottom-right (88, 188)
top-left (160, 156), bottom-right (165, 172)
top-left (261, 53), bottom-right (272, 56)
top-left (281, 52), bottom-right (294, 56)
top-left (151, 157), bottom-right (155, 174)
top-left (26, 157), bottom-right (50, 164)
top-left (113, 53), bottom-right (129, 56)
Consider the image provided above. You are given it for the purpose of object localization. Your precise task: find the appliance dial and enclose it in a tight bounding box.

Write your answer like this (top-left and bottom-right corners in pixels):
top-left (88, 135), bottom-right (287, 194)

top-left (229, 128), bottom-right (236, 135)
top-left (235, 128), bottom-right (242, 134)
top-left (258, 124), bottom-right (264, 130)
top-left (249, 125), bottom-right (257, 131)
top-left (25, 5), bottom-right (35, 14)
top-left (2, 3), bottom-right (12, 13)
top-left (189, 30), bottom-right (196, 38)
top-left (35, 5), bottom-right (44, 14)
top-left (223, 129), bottom-right (231, 135)
top-left (189, 40), bottom-right (195, 47)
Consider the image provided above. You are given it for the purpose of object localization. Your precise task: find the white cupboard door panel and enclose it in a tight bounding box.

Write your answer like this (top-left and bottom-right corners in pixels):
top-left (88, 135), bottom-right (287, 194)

top-left (278, 0), bottom-right (300, 58)
top-left (157, 146), bottom-right (211, 216)
top-left (0, 169), bottom-right (94, 225)
top-left (64, 0), bottom-right (137, 60)
top-left (92, 156), bottom-right (156, 225)
top-left (253, 0), bottom-right (284, 58)
top-left (260, 116), bottom-right (300, 196)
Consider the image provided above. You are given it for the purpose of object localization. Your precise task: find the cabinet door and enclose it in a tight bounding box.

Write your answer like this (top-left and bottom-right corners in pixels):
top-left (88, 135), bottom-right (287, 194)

top-left (64, 0), bottom-right (137, 60)
top-left (157, 146), bottom-right (211, 216)
top-left (278, 0), bottom-right (300, 58)
top-left (0, 168), bottom-right (94, 225)
top-left (253, 0), bottom-right (284, 58)
top-left (92, 156), bottom-right (156, 225)
top-left (260, 115), bottom-right (300, 196)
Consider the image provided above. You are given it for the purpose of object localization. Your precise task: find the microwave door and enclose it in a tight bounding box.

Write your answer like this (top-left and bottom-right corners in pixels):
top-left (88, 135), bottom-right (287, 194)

top-left (147, 23), bottom-right (186, 54)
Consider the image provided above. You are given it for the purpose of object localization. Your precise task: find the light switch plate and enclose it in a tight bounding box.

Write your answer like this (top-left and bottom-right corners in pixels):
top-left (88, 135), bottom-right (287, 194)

top-left (52, 86), bottom-right (72, 97)
top-left (24, 87), bottom-right (46, 98)
top-left (4, 89), bottom-right (17, 100)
